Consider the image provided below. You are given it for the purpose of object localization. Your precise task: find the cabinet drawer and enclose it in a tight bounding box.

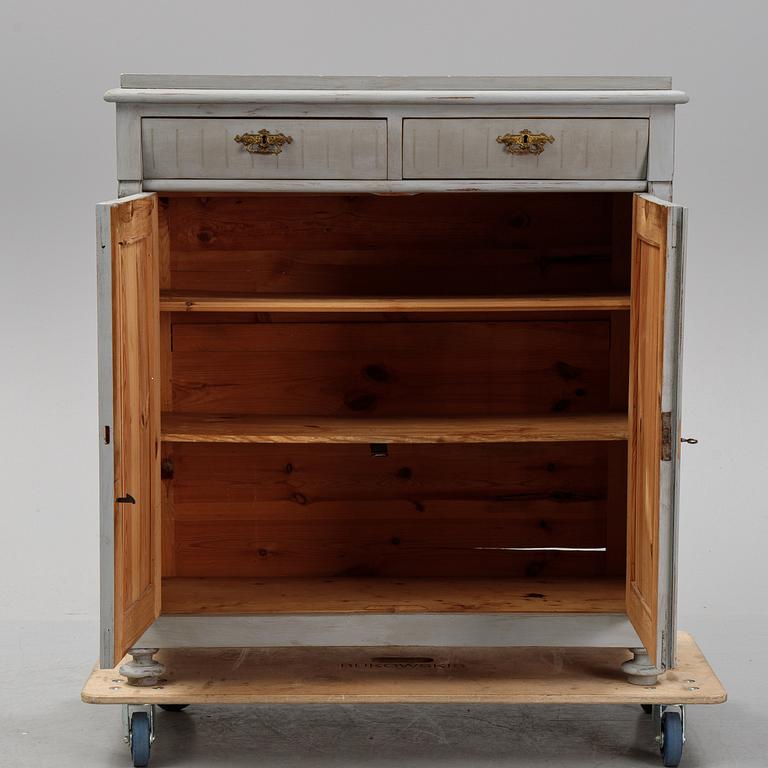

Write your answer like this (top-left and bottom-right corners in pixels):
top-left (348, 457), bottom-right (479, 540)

top-left (142, 118), bottom-right (388, 179)
top-left (402, 118), bottom-right (648, 180)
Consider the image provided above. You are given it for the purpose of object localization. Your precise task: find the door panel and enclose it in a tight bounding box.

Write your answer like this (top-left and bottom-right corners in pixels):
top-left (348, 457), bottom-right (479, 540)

top-left (97, 193), bottom-right (161, 665)
top-left (626, 194), bottom-right (686, 665)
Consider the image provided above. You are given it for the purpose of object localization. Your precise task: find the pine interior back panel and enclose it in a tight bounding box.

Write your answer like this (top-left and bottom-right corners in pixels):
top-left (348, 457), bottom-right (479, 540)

top-left (158, 192), bottom-right (631, 603)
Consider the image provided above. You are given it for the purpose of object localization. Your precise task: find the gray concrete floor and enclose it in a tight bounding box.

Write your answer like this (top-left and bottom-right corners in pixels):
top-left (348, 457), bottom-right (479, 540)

top-left (1, 615), bottom-right (764, 767)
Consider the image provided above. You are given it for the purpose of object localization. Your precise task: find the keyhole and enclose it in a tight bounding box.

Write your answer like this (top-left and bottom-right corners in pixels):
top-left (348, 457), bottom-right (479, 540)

top-left (522, 134), bottom-right (529, 144)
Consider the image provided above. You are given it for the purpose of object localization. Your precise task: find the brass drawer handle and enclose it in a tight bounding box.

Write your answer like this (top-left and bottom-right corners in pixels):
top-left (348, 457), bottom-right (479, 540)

top-left (234, 129), bottom-right (293, 155)
top-left (496, 129), bottom-right (555, 156)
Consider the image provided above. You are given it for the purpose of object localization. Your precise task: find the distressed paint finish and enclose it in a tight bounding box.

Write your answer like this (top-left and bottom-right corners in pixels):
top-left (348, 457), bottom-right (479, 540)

top-left (142, 179), bottom-right (648, 194)
top-left (136, 613), bottom-right (641, 649)
top-left (403, 118), bottom-right (649, 180)
top-left (142, 118), bottom-right (387, 180)
top-left (108, 78), bottom-right (683, 193)
top-left (105, 87), bottom-right (688, 105)
top-left (120, 75), bottom-right (676, 90)
top-left (100, 77), bottom-right (688, 661)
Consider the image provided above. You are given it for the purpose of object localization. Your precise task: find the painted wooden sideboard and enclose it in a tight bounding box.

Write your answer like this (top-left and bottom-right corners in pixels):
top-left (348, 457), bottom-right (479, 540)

top-left (96, 74), bottom-right (690, 669)
top-left (86, 75), bottom-right (731, 767)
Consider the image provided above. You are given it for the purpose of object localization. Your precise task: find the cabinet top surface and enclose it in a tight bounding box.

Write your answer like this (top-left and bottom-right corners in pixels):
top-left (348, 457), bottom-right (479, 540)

top-left (107, 75), bottom-right (688, 104)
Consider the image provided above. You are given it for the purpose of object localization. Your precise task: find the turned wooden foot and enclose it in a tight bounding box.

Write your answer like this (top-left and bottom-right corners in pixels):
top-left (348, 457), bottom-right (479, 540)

top-left (621, 647), bottom-right (664, 685)
top-left (119, 648), bottom-right (166, 687)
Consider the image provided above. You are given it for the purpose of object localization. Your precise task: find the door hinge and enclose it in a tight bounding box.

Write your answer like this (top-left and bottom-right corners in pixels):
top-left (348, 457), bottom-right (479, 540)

top-left (661, 412), bottom-right (673, 461)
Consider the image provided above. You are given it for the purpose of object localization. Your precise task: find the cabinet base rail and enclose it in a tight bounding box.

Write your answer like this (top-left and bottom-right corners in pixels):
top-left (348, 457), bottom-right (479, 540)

top-left (133, 612), bottom-right (641, 651)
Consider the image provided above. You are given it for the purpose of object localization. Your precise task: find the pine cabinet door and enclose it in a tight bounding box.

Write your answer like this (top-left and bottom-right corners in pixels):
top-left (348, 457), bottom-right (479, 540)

top-left (97, 193), bottom-right (161, 666)
top-left (626, 193), bottom-right (687, 667)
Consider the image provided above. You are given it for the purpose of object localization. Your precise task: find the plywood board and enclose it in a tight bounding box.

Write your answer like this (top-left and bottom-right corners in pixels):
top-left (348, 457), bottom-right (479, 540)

top-left (82, 631), bottom-right (725, 705)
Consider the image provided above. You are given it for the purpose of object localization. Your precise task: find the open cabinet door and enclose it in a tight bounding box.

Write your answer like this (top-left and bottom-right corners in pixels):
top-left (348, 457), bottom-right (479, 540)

top-left (627, 194), bottom-right (686, 667)
top-left (97, 193), bottom-right (161, 666)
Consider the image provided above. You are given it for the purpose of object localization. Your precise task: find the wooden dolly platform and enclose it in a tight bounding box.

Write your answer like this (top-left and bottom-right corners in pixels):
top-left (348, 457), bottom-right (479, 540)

top-left (82, 632), bottom-right (725, 767)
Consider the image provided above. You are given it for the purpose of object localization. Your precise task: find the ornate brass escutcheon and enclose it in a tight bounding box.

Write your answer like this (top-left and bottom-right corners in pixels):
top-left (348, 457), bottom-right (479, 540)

top-left (496, 129), bottom-right (555, 156)
top-left (234, 129), bottom-right (294, 155)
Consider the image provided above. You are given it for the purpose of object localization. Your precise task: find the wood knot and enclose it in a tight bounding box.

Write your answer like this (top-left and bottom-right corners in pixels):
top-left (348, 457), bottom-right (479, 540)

top-left (525, 561), bottom-right (545, 577)
top-left (344, 392), bottom-right (377, 412)
top-left (554, 361), bottom-right (582, 381)
top-left (507, 212), bottom-right (531, 228)
top-left (363, 363), bottom-right (390, 383)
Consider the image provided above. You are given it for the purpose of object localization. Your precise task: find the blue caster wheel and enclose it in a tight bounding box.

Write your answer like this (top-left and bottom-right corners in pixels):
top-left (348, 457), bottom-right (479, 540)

top-left (660, 710), bottom-right (683, 767)
top-left (159, 704), bottom-right (189, 712)
top-left (130, 711), bottom-right (151, 767)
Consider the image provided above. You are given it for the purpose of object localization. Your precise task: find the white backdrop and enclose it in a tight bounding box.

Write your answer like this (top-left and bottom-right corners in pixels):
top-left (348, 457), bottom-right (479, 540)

top-left (1, 1), bottom-right (765, 648)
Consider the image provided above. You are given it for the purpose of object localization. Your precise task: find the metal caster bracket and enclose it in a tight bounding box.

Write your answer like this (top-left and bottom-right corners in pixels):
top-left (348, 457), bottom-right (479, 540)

top-left (122, 704), bottom-right (156, 745)
top-left (653, 704), bottom-right (686, 745)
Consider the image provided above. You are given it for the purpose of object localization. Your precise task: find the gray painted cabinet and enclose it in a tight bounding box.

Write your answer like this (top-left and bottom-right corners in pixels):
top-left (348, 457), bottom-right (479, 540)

top-left (98, 76), bottom-right (689, 678)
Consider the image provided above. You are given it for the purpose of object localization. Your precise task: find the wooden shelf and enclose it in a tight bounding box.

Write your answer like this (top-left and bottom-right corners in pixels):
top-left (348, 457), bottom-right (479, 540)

top-left (161, 577), bottom-right (626, 615)
top-left (161, 413), bottom-right (628, 444)
top-left (159, 292), bottom-right (630, 314)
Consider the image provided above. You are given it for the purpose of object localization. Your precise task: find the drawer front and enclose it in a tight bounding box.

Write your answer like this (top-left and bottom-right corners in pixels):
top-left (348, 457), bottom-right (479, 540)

top-left (402, 118), bottom-right (649, 180)
top-left (142, 119), bottom-right (388, 179)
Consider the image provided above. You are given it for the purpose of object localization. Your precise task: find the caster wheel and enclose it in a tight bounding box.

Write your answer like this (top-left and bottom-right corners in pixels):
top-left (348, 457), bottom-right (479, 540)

top-left (159, 704), bottom-right (189, 712)
top-left (660, 710), bottom-right (683, 767)
top-left (641, 704), bottom-right (653, 714)
top-left (130, 711), bottom-right (151, 767)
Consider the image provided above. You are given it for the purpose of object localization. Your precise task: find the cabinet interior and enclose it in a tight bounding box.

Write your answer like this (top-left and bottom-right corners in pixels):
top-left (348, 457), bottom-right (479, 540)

top-left (158, 192), bottom-right (633, 615)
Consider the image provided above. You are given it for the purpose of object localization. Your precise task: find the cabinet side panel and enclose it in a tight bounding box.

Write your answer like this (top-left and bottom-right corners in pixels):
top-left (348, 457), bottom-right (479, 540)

top-left (97, 206), bottom-right (116, 668)
top-left (658, 206), bottom-right (686, 667)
